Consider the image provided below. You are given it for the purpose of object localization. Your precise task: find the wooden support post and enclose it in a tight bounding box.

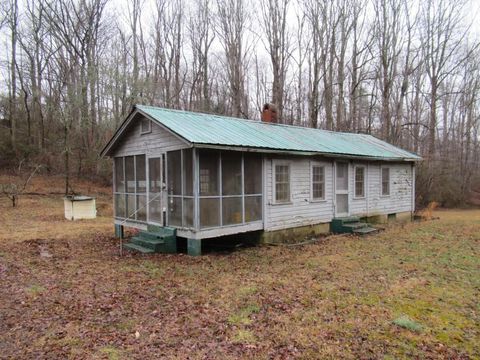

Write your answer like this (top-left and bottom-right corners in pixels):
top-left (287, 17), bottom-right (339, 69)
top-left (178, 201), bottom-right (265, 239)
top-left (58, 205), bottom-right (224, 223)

top-left (114, 224), bottom-right (124, 239)
top-left (187, 238), bottom-right (201, 256)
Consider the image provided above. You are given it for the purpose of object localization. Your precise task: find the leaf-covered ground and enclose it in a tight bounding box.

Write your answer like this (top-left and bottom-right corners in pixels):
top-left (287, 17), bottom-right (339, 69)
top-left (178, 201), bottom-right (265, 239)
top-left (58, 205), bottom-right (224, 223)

top-left (0, 176), bottom-right (479, 359)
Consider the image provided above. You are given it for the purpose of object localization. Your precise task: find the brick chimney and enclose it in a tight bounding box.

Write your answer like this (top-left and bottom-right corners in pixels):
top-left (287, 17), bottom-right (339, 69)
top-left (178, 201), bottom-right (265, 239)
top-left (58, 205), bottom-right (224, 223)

top-left (261, 103), bottom-right (277, 123)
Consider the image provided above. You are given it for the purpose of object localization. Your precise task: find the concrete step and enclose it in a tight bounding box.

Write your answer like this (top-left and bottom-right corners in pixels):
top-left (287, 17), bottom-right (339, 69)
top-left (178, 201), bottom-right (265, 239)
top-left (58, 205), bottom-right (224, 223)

top-left (342, 222), bottom-right (368, 230)
top-left (353, 227), bottom-right (378, 235)
top-left (123, 242), bottom-right (155, 253)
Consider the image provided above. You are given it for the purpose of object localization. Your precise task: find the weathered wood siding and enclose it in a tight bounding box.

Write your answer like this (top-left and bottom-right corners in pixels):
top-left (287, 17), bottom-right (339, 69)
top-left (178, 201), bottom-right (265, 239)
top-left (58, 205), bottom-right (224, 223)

top-left (112, 114), bottom-right (188, 157)
top-left (264, 156), bottom-right (414, 231)
top-left (264, 156), bottom-right (334, 231)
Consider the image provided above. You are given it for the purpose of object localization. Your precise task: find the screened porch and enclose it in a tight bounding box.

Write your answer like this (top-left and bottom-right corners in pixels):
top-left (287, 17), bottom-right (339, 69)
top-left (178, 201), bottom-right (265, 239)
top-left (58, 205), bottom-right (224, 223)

top-left (113, 148), bottom-right (263, 234)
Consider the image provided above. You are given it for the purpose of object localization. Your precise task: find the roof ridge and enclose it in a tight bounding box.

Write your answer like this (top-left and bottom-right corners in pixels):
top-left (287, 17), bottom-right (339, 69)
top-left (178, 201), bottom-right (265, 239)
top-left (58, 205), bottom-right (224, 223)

top-left (135, 104), bottom-right (367, 137)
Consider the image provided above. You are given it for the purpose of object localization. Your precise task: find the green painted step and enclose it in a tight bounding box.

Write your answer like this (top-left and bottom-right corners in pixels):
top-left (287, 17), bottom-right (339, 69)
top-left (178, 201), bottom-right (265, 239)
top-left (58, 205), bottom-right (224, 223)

top-left (124, 242), bottom-right (154, 253)
top-left (331, 217), bottom-right (377, 234)
top-left (125, 226), bottom-right (177, 254)
top-left (139, 231), bottom-right (174, 242)
top-left (147, 225), bottom-right (176, 236)
top-left (130, 236), bottom-right (165, 251)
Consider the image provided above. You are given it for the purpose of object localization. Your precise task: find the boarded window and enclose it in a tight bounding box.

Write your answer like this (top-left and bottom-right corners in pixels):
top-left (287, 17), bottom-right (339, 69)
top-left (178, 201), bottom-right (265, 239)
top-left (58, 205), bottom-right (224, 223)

top-left (275, 164), bottom-right (290, 203)
top-left (381, 167), bottom-right (390, 195)
top-left (200, 198), bottom-right (220, 228)
top-left (125, 156), bottom-right (135, 193)
top-left (355, 167), bottom-right (365, 198)
top-left (222, 197), bottom-right (242, 225)
top-left (199, 150), bottom-right (219, 196)
top-left (244, 154), bottom-right (262, 194)
top-left (141, 117), bottom-right (151, 133)
top-left (168, 150), bottom-right (182, 195)
top-left (312, 165), bottom-right (325, 200)
top-left (114, 157), bottom-right (124, 192)
top-left (222, 152), bottom-right (242, 195)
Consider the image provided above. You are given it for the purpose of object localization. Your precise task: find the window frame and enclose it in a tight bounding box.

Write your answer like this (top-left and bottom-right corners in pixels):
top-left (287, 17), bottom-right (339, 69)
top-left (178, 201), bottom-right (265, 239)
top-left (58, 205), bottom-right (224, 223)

top-left (381, 166), bottom-right (391, 197)
top-left (140, 117), bottom-right (152, 135)
top-left (354, 165), bottom-right (366, 199)
top-left (310, 162), bottom-right (326, 202)
top-left (272, 160), bottom-right (292, 205)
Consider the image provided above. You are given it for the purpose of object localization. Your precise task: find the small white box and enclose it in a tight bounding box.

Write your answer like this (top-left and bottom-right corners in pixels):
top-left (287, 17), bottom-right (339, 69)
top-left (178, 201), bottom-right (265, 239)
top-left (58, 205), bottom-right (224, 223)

top-left (64, 196), bottom-right (97, 220)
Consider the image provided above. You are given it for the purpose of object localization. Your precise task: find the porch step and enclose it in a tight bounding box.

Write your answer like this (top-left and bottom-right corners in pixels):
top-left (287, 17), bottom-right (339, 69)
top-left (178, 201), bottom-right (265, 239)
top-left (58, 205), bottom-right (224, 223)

top-left (123, 226), bottom-right (177, 254)
top-left (130, 236), bottom-right (165, 252)
top-left (331, 217), bottom-right (377, 235)
top-left (353, 227), bottom-right (378, 235)
top-left (124, 242), bottom-right (155, 254)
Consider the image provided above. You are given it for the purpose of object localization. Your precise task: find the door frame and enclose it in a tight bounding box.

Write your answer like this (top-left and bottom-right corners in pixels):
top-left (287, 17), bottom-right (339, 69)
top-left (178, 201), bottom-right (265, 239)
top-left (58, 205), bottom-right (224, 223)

top-left (334, 161), bottom-right (350, 217)
top-left (147, 154), bottom-right (165, 225)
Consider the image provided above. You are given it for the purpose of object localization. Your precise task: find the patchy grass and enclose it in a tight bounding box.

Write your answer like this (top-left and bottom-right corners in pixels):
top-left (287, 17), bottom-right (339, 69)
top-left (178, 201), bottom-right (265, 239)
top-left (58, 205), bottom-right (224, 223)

top-left (393, 315), bottom-right (423, 332)
top-left (0, 177), bottom-right (479, 358)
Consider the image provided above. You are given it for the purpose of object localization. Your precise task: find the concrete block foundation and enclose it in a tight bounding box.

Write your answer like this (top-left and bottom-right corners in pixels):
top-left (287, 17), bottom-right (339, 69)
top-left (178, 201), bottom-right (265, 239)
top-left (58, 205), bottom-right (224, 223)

top-left (260, 223), bottom-right (330, 244)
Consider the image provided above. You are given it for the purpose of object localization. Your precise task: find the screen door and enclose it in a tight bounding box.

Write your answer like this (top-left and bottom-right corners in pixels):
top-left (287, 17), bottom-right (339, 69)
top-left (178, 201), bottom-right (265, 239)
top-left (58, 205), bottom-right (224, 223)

top-left (148, 157), bottom-right (163, 224)
top-left (335, 162), bottom-right (349, 216)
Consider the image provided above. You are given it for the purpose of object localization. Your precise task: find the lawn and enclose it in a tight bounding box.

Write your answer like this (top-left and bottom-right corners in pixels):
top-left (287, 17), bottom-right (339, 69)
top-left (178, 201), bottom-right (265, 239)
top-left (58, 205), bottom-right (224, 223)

top-left (0, 176), bottom-right (479, 359)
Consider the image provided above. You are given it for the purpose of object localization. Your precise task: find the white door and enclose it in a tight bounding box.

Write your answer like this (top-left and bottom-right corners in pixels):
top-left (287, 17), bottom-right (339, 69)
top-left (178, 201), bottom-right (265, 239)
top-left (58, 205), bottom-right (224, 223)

top-left (335, 162), bottom-right (349, 217)
top-left (147, 156), bottom-right (163, 225)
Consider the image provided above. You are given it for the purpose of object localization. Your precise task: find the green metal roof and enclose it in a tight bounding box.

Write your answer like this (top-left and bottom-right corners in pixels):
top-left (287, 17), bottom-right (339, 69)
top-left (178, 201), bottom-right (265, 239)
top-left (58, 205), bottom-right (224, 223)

top-left (114, 105), bottom-right (421, 161)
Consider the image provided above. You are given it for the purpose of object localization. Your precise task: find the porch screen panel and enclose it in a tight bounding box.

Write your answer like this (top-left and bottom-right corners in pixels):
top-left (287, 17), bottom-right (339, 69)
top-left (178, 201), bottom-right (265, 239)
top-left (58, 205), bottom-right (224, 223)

top-left (183, 149), bottom-right (193, 196)
top-left (200, 198), bottom-right (220, 228)
top-left (114, 155), bottom-right (147, 222)
top-left (222, 152), bottom-right (242, 195)
top-left (168, 150), bottom-right (182, 195)
top-left (114, 157), bottom-right (124, 192)
top-left (125, 156), bottom-right (135, 193)
top-left (244, 154), bottom-right (262, 194)
top-left (199, 150), bottom-right (262, 229)
top-left (221, 152), bottom-right (242, 225)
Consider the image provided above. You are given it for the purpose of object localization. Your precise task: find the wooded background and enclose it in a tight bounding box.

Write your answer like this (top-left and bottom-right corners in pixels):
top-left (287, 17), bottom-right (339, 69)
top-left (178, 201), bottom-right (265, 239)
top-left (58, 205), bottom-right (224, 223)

top-left (0, 0), bottom-right (479, 207)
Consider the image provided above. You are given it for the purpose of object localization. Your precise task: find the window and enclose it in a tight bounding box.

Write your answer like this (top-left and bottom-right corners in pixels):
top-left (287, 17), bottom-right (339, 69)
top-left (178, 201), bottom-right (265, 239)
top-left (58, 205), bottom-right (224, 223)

top-left (113, 155), bottom-right (147, 222)
top-left (140, 117), bottom-right (151, 134)
top-left (354, 166), bottom-right (365, 198)
top-left (274, 163), bottom-right (290, 203)
top-left (381, 167), bottom-right (390, 196)
top-left (311, 165), bottom-right (325, 200)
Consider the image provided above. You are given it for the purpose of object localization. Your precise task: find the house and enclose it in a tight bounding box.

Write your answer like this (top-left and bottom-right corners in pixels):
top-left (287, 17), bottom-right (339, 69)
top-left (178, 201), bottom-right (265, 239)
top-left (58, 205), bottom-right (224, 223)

top-left (101, 104), bottom-right (421, 255)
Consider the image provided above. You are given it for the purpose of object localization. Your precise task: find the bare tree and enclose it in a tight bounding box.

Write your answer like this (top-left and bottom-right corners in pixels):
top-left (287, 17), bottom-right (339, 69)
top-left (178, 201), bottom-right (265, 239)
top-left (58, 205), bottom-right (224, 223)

top-left (260, 0), bottom-right (292, 123)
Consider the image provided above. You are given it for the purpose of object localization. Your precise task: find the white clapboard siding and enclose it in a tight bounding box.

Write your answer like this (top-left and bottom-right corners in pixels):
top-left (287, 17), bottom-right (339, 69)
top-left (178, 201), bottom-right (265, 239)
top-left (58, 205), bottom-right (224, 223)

top-left (114, 116), bottom-right (188, 157)
top-left (264, 156), bottom-right (334, 231)
top-left (264, 157), bottom-right (414, 231)
top-left (365, 163), bottom-right (413, 215)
